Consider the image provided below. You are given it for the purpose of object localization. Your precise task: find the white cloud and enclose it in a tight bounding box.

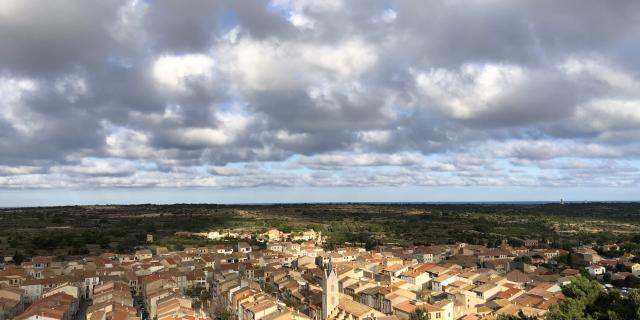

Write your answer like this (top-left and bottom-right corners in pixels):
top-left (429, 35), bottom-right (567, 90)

top-left (570, 99), bottom-right (640, 132)
top-left (415, 63), bottom-right (527, 119)
top-left (0, 165), bottom-right (42, 176)
top-left (217, 37), bottom-right (296, 91)
top-left (50, 158), bottom-right (139, 177)
top-left (561, 57), bottom-right (640, 96)
top-left (168, 127), bottom-right (233, 147)
top-left (276, 130), bottom-right (308, 144)
top-left (289, 12), bottom-right (315, 29)
top-left (301, 39), bottom-right (378, 79)
top-left (152, 54), bottom-right (214, 93)
top-left (491, 140), bottom-right (624, 160)
top-left (55, 73), bottom-right (89, 102)
top-left (165, 111), bottom-right (251, 147)
top-left (271, 0), bottom-right (343, 14)
top-left (0, 76), bottom-right (40, 135)
top-left (105, 126), bottom-right (155, 159)
top-left (3, 0), bottom-right (640, 193)
top-left (299, 152), bottom-right (426, 168)
top-left (358, 130), bottom-right (392, 146)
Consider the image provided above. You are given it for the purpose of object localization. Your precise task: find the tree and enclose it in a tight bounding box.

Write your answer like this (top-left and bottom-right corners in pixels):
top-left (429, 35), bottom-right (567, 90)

top-left (514, 256), bottom-right (532, 264)
top-left (625, 275), bottom-right (640, 288)
top-left (365, 238), bottom-right (380, 251)
top-left (628, 290), bottom-right (640, 319)
top-left (497, 311), bottom-right (539, 320)
top-left (215, 309), bottom-right (232, 320)
top-left (547, 276), bottom-right (640, 320)
top-left (409, 308), bottom-right (429, 320)
top-left (12, 250), bottom-right (24, 265)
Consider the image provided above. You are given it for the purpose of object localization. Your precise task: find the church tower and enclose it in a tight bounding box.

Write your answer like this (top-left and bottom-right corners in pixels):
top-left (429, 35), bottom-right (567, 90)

top-left (322, 262), bottom-right (338, 320)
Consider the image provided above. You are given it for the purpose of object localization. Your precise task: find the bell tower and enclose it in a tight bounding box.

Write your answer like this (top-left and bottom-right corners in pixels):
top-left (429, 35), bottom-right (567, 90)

top-left (322, 262), bottom-right (338, 320)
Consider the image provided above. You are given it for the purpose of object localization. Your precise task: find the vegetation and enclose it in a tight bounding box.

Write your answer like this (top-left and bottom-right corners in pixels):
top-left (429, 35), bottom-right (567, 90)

top-left (2, 203), bottom-right (640, 260)
top-left (409, 309), bottom-right (428, 320)
top-left (214, 309), bottom-right (232, 320)
top-left (497, 312), bottom-right (539, 320)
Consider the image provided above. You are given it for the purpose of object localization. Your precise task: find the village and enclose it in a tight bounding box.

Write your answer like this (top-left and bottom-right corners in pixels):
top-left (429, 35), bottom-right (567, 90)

top-left (1, 228), bottom-right (639, 320)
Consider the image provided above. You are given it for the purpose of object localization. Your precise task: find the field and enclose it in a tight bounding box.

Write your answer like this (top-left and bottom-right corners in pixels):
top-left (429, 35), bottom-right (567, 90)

top-left (1, 202), bottom-right (640, 259)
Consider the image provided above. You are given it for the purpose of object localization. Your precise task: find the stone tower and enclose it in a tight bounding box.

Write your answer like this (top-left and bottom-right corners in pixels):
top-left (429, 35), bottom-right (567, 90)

top-left (322, 262), bottom-right (338, 320)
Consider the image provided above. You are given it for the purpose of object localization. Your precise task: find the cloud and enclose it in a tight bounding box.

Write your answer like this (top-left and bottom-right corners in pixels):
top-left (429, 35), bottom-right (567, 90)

top-left (0, 0), bottom-right (639, 191)
top-left (152, 54), bottom-right (215, 93)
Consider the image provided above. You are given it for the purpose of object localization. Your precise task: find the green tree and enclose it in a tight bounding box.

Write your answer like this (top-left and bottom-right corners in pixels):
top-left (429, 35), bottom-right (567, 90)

top-left (628, 290), bottom-right (640, 319)
top-left (12, 250), bottom-right (25, 265)
top-left (545, 276), bottom-right (640, 320)
top-left (215, 309), bottom-right (232, 320)
top-left (497, 311), bottom-right (538, 320)
top-left (409, 309), bottom-right (429, 320)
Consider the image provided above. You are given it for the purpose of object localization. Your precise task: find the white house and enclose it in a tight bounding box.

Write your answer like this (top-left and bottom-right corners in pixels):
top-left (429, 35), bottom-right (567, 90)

top-left (586, 266), bottom-right (606, 277)
top-left (432, 274), bottom-right (459, 292)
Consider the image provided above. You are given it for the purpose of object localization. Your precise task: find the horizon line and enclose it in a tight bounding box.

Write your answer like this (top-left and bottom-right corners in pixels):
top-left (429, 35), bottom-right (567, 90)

top-left (3, 200), bottom-right (640, 209)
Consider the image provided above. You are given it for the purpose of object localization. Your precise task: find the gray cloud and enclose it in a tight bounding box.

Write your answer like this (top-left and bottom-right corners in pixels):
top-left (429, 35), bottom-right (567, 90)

top-left (0, 0), bottom-right (639, 189)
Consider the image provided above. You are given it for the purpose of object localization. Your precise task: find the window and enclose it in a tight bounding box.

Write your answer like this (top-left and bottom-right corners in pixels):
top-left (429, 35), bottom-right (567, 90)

top-left (436, 313), bottom-right (441, 319)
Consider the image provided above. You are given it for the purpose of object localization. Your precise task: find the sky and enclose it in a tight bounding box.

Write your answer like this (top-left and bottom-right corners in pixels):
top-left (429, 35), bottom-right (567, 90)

top-left (1, 0), bottom-right (640, 206)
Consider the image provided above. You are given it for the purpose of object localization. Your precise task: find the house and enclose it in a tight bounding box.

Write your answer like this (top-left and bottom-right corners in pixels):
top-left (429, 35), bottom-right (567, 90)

top-left (265, 229), bottom-right (282, 242)
top-left (413, 246), bottom-right (444, 264)
top-left (586, 266), bottom-right (606, 277)
top-left (87, 281), bottom-right (137, 320)
top-left (156, 295), bottom-right (204, 320)
top-left (0, 287), bottom-right (24, 320)
top-left (505, 270), bottom-right (533, 288)
top-left (629, 263), bottom-right (640, 275)
top-left (399, 270), bottom-right (430, 290)
top-left (542, 249), bottom-right (560, 260)
top-left (431, 274), bottom-right (459, 292)
top-left (328, 297), bottom-right (385, 320)
top-left (575, 248), bottom-right (602, 266)
top-left (267, 243), bottom-right (284, 253)
top-left (472, 283), bottom-right (502, 300)
top-left (20, 278), bottom-right (43, 304)
top-left (82, 272), bottom-right (100, 299)
top-left (43, 283), bottom-right (79, 300)
top-left (0, 268), bottom-right (28, 287)
top-left (134, 250), bottom-right (153, 261)
top-left (393, 300), bottom-right (454, 320)
top-left (15, 291), bottom-right (78, 320)
top-left (236, 242), bottom-right (252, 254)
top-left (208, 231), bottom-right (223, 240)
top-left (211, 245), bottom-right (234, 255)
top-left (241, 298), bottom-right (279, 320)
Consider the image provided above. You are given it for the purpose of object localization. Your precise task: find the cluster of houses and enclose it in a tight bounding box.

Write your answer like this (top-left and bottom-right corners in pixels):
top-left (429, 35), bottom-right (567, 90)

top-left (222, 241), bottom-right (574, 320)
top-left (2, 229), bottom-right (640, 320)
top-left (175, 229), bottom-right (324, 247)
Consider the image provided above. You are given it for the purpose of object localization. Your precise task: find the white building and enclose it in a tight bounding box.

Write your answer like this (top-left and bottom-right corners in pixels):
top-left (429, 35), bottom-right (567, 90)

top-left (431, 274), bottom-right (459, 292)
top-left (586, 266), bottom-right (606, 277)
